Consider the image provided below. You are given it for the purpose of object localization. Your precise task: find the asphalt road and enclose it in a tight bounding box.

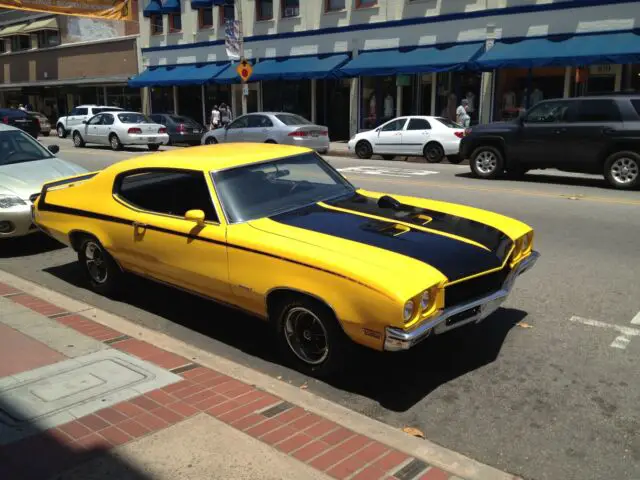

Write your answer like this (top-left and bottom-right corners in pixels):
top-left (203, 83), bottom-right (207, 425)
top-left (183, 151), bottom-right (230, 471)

top-left (3, 137), bottom-right (640, 480)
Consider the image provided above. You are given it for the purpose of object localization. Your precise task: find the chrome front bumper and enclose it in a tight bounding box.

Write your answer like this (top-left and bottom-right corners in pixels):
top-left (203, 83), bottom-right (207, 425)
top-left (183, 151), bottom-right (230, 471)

top-left (384, 251), bottom-right (540, 351)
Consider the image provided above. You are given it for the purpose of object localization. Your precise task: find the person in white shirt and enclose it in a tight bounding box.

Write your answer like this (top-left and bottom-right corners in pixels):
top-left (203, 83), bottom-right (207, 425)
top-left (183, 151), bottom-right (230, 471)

top-left (210, 105), bottom-right (220, 130)
top-left (18, 104), bottom-right (27, 111)
top-left (456, 99), bottom-right (471, 127)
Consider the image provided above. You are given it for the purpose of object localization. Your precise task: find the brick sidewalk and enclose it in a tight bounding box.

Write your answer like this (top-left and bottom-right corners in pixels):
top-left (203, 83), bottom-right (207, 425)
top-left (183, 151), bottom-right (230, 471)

top-left (0, 281), bottom-right (463, 480)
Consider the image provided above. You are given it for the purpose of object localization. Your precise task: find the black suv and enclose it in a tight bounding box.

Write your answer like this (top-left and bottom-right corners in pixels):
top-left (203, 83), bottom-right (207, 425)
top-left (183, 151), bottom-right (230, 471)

top-left (460, 95), bottom-right (640, 190)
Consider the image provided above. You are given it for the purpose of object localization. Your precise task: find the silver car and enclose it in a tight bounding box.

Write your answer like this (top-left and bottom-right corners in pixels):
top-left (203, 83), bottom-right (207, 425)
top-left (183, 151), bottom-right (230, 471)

top-left (0, 124), bottom-right (87, 239)
top-left (201, 112), bottom-right (330, 153)
top-left (71, 111), bottom-right (170, 151)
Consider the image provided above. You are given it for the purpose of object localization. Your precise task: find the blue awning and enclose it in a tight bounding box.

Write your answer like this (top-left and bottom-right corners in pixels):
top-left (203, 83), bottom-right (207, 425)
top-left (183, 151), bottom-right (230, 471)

top-left (128, 63), bottom-right (230, 87)
top-left (143, 0), bottom-right (162, 17)
top-left (475, 31), bottom-right (640, 69)
top-left (212, 0), bottom-right (231, 5)
top-left (161, 0), bottom-right (181, 14)
top-left (339, 43), bottom-right (484, 77)
top-left (191, 0), bottom-right (212, 7)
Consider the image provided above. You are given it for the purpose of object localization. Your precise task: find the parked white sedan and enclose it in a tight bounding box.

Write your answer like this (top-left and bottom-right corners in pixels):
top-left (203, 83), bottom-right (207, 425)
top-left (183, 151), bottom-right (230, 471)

top-left (72, 111), bottom-right (169, 151)
top-left (347, 116), bottom-right (465, 163)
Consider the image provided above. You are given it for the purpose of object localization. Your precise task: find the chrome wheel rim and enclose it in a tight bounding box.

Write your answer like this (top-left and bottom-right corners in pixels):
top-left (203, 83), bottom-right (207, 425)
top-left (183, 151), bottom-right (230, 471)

top-left (284, 307), bottom-right (329, 366)
top-left (610, 157), bottom-right (638, 185)
top-left (206, 138), bottom-right (216, 144)
top-left (85, 242), bottom-right (108, 284)
top-left (111, 136), bottom-right (118, 149)
top-left (475, 151), bottom-right (498, 174)
top-left (356, 142), bottom-right (370, 157)
top-left (57, 126), bottom-right (64, 137)
top-left (73, 134), bottom-right (81, 146)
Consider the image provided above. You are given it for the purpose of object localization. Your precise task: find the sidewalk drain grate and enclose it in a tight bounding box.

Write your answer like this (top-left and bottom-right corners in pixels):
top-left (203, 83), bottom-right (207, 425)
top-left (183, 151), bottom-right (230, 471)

top-left (104, 334), bottom-right (131, 345)
top-left (393, 459), bottom-right (428, 480)
top-left (170, 363), bottom-right (201, 374)
top-left (261, 401), bottom-right (294, 418)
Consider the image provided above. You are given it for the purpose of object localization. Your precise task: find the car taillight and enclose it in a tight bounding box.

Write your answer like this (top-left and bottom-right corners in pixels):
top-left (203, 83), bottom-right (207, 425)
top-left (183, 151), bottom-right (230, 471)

top-left (2, 116), bottom-right (8, 124)
top-left (464, 128), bottom-right (472, 136)
top-left (176, 123), bottom-right (186, 133)
top-left (454, 131), bottom-right (464, 139)
top-left (128, 127), bottom-right (142, 134)
top-left (288, 130), bottom-right (308, 137)
top-left (319, 131), bottom-right (328, 136)
top-left (159, 127), bottom-right (167, 134)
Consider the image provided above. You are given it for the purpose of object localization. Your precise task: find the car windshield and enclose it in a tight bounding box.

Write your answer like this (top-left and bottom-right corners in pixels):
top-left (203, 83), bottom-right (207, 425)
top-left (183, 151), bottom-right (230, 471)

top-left (275, 114), bottom-right (312, 126)
top-left (435, 117), bottom-right (463, 128)
top-left (0, 130), bottom-right (53, 166)
top-left (212, 153), bottom-right (355, 223)
top-left (118, 113), bottom-right (153, 124)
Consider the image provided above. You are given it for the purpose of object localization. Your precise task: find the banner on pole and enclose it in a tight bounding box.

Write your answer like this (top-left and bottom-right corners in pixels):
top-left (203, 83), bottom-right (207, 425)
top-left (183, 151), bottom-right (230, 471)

top-left (0, 0), bottom-right (133, 21)
top-left (224, 19), bottom-right (242, 60)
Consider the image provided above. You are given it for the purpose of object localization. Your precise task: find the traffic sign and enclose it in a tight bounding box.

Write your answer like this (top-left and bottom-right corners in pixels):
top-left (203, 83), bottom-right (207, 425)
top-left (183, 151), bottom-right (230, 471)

top-left (236, 59), bottom-right (252, 82)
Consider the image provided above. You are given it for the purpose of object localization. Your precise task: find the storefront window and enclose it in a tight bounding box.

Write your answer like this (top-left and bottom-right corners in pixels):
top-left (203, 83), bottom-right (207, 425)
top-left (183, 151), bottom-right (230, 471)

top-left (10, 35), bottom-right (30, 52)
top-left (106, 86), bottom-right (142, 111)
top-left (316, 79), bottom-right (350, 140)
top-left (418, 74), bottom-right (434, 116)
top-left (360, 76), bottom-right (396, 130)
top-left (177, 85), bottom-right (206, 123)
top-left (150, 87), bottom-right (174, 114)
top-left (435, 71), bottom-right (480, 124)
top-left (262, 80), bottom-right (310, 120)
top-left (37, 30), bottom-right (60, 48)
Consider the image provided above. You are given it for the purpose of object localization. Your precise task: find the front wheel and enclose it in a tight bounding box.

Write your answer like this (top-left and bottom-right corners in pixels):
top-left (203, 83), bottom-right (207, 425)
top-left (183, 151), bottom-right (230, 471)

top-left (423, 142), bottom-right (444, 163)
top-left (148, 144), bottom-right (160, 151)
top-left (109, 134), bottom-right (123, 151)
top-left (469, 146), bottom-right (505, 179)
top-left (72, 131), bottom-right (85, 148)
top-left (77, 237), bottom-right (122, 297)
top-left (275, 297), bottom-right (347, 378)
top-left (604, 151), bottom-right (640, 190)
top-left (205, 137), bottom-right (217, 145)
top-left (57, 125), bottom-right (67, 138)
top-left (355, 140), bottom-right (373, 159)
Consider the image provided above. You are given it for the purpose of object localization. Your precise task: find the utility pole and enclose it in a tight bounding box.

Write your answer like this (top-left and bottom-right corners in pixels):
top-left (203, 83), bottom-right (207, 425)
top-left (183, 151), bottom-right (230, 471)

top-left (235, 0), bottom-right (247, 115)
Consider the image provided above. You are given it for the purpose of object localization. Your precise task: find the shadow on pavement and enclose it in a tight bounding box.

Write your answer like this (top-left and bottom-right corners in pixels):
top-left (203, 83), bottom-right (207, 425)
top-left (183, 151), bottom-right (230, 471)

top-left (44, 261), bottom-right (523, 412)
top-left (0, 393), bottom-right (153, 480)
top-left (0, 233), bottom-right (66, 259)
top-left (455, 171), bottom-right (610, 189)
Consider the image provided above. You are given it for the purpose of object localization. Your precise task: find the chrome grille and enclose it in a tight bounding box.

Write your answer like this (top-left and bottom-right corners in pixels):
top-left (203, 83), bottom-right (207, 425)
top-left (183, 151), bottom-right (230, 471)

top-left (444, 265), bottom-right (511, 309)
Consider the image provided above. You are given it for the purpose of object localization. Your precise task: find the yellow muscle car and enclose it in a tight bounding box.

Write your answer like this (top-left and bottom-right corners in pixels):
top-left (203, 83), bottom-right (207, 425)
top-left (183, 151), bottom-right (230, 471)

top-left (31, 144), bottom-right (539, 376)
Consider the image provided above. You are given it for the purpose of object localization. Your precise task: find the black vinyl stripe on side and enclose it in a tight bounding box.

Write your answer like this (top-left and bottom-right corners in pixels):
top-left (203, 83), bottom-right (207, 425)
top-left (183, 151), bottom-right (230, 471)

top-left (36, 202), bottom-right (391, 298)
top-left (270, 204), bottom-right (503, 282)
top-left (326, 192), bottom-right (513, 261)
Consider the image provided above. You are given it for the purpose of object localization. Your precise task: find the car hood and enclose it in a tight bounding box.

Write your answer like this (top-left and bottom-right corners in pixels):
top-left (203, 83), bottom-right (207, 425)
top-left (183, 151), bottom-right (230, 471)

top-left (0, 158), bottom-right (87, 200)
top-left (250, 192), bottom-right (516, 283)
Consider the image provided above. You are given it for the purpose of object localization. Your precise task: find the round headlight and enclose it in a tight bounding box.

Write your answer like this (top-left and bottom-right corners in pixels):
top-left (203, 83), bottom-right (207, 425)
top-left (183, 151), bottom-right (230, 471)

top-left (419, 290), bottom-right (430, 311)
top-left (403, 300), bottom-right (415, 322)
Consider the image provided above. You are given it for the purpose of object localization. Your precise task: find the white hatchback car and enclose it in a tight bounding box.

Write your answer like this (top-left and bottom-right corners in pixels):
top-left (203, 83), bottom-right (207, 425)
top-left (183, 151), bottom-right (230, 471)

top-left (347, 116), bottom-right (465, 163)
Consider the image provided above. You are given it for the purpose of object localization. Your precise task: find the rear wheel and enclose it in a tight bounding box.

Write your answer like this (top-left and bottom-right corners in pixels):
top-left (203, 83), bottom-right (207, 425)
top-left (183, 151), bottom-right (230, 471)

top-left (77, 237), bottom-right (122, 297)
top-left (205, 137), bottom-right (217, 145)
top-left (109, 133), bottom-right (122, 151)
top-left (148, 144), bottom-right (160, 151)
top-left (355, 140), bottom-right (373, 159)
top-left (604, 151), bottom-right (639, 190)
top-left (57, 124), bottom-right (67, 138)
top-left (274, 296), bottom-right (347, 378)
top-left (423, 142), bottom-right (444, 163)
top-left (72, 131), bottom-right (85, 148)
top-left (265, 139), bottom-right (277, 144)
top-left (470, 146), bottom-right (505, 179)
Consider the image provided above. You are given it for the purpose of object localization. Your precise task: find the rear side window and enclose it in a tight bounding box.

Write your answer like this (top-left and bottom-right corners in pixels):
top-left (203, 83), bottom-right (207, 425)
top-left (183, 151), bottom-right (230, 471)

top-left (435, 117), bottom-right (462, 128)
top-left (118, 113), bottom-right (151, 124)
top-left (71, 107), bottom-right (88, 116)
top-left (275, 114), bottom-right (311, 126)
top-left (575, 100), bottom-right (621, 122)
top-left (103, 114), bottom-right (115, 125)
top-left (406, 118), bottom-right (431, 130)
top-left (117, 170), bottom-right (218, 222)
top-left (630, 100), bottom-right (640, 117)
top-left (248, 115), bottom-right (273, 128)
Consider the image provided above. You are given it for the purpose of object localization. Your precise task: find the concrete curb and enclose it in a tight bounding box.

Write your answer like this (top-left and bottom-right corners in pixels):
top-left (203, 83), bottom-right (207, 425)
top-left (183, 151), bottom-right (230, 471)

top-left (0, 269), bottom-right (519, 480)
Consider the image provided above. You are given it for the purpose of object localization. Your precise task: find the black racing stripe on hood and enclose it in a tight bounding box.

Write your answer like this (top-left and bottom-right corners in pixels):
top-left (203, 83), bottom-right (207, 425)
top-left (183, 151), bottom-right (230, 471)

top-left (326, 193), bottom-right (512, 260)
top-left (270, 204), bottom-right (503, 282)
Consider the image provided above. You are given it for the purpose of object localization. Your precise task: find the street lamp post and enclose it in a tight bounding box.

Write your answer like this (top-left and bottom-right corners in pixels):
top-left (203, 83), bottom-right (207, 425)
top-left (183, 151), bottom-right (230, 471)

top-left (235, 0), bottom-right (247, 115)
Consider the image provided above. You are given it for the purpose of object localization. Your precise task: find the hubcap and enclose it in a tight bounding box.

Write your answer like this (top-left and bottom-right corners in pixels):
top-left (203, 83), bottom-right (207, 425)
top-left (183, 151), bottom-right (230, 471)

top-left (427, 147), bottom-right (440, 160)
top-left (284, 307), bottom-right (329, 366)
top-left (475, 151), bottom-right (498, 174)
top-left (85, 242), bottom-right (108, 284)
top-left (74, 134), bottom-right (81, 146)
top-left (610, 157), bottom-right (638, 184)
top-left (357, 143), bottom-right (370, 157)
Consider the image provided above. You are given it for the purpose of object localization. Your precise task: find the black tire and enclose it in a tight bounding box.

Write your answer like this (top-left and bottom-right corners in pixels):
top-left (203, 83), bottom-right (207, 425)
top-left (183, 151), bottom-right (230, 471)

top-left (148, 144), bottom-right (160, 151)
top-left (423, 142), bottom-right (444, 163)
top-left (469, 145), bottom-right (505, 179)
top-left (77, 236), bottom-right (122, 297)
top-left (72, 131), bottom-right (85, 148)
top-left (109, 133), bottom-right (123, 151)
top-left (604, 151), bottom-right (640, 190)
top-left (57, 124), bottom-right (67, 138)
top-left (381, 155), bottom-right (395, 160)
top-left (447, 154), bottom-right (464, 164)
top-left (205, 137), bottom-right (217, 145)
top-left (274, 296), bottom-right (348, 378)
top-left (355, 140), bottom-right (373, 159)
top-left (265, 139), bottom-right (277, 144)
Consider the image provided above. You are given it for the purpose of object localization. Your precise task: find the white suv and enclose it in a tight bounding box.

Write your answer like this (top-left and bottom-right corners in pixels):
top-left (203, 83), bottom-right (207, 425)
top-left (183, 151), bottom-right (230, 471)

top-left (56, 105), bottom-right (123, 138)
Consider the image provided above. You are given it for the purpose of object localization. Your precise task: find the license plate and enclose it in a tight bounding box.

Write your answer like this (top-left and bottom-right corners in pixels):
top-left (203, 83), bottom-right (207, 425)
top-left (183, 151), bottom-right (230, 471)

top-left (15, 119), bottom-right (27, 123)
top-left (148, 137), bottom-right (157, 143)
top-left (311, 132), bottom-right (319, 137)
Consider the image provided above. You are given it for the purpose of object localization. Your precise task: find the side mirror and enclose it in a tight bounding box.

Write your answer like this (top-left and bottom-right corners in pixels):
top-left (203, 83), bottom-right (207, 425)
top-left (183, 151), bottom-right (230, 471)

top-left (81, 120), bottom-right (87, 124)
top-left (47, 144), bottom-right (60, 154)
top-left (184, 209), bottom-right (205, 226)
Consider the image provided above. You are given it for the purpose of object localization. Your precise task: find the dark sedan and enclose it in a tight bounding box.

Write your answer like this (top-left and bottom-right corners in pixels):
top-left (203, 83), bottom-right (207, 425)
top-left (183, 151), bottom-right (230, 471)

top-left (0, 109), bottom-right (39, 138)
top-left (149, 113), bottom-right (204, 146)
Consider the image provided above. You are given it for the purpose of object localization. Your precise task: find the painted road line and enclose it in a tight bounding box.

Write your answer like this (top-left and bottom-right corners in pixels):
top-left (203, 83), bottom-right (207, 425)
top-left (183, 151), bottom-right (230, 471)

top-left (337, 166), bottom-right (439, 177)
top-left (570, 316), bottom-right (640, 350)
top-left (631, 310), bottom-right (640, 325)
top-left (610, 335), bottom-right (631, 350)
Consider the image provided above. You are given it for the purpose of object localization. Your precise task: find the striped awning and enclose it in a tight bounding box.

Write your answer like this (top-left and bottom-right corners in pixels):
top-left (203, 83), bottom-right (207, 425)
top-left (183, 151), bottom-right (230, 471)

top-left (0, 23), bottom-right (28, 37)
top-left (24, 17), bottom-right (58, 33)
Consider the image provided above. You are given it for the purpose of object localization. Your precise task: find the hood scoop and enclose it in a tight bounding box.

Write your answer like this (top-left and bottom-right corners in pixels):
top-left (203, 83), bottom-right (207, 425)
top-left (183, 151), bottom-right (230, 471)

top-left (362, 220), bottom-right (411, 237)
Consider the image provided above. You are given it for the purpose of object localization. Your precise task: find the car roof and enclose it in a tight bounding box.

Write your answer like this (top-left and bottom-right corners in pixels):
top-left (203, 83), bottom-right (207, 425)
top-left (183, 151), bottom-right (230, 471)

top-left (0, 123), bottom-right (20, 132)
top-left (104, 143), bottom-right (312, 173)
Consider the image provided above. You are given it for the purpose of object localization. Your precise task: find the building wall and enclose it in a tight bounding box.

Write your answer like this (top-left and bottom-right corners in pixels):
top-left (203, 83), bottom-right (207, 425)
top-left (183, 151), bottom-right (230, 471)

top-left (140, 0), bottom-right (639, 65)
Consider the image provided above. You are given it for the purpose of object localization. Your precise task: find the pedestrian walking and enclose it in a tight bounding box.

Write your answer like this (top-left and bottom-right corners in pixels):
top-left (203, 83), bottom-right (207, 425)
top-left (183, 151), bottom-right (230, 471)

top-left (456, 99), bottom-right (471, 128)
top-left (210, 104), bottom-right (221, 130)
top-left (220, 103), bottom-right (232, 127)
top-left (18, 104), bottom-right (27, 111)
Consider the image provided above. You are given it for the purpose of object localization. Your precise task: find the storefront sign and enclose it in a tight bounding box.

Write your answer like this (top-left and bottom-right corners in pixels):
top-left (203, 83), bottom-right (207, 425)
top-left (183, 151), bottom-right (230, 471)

top-left (0, 0), bottom-right (133, 20)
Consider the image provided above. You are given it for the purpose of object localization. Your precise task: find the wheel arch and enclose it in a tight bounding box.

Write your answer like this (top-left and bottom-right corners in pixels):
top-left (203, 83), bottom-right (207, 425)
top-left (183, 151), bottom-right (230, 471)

top-left (265, 287), bottom-right (339, 326)
top-left (68, 229), bottom-right (124, 272)
top-left (600, 142), bottom-right (640, 166)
